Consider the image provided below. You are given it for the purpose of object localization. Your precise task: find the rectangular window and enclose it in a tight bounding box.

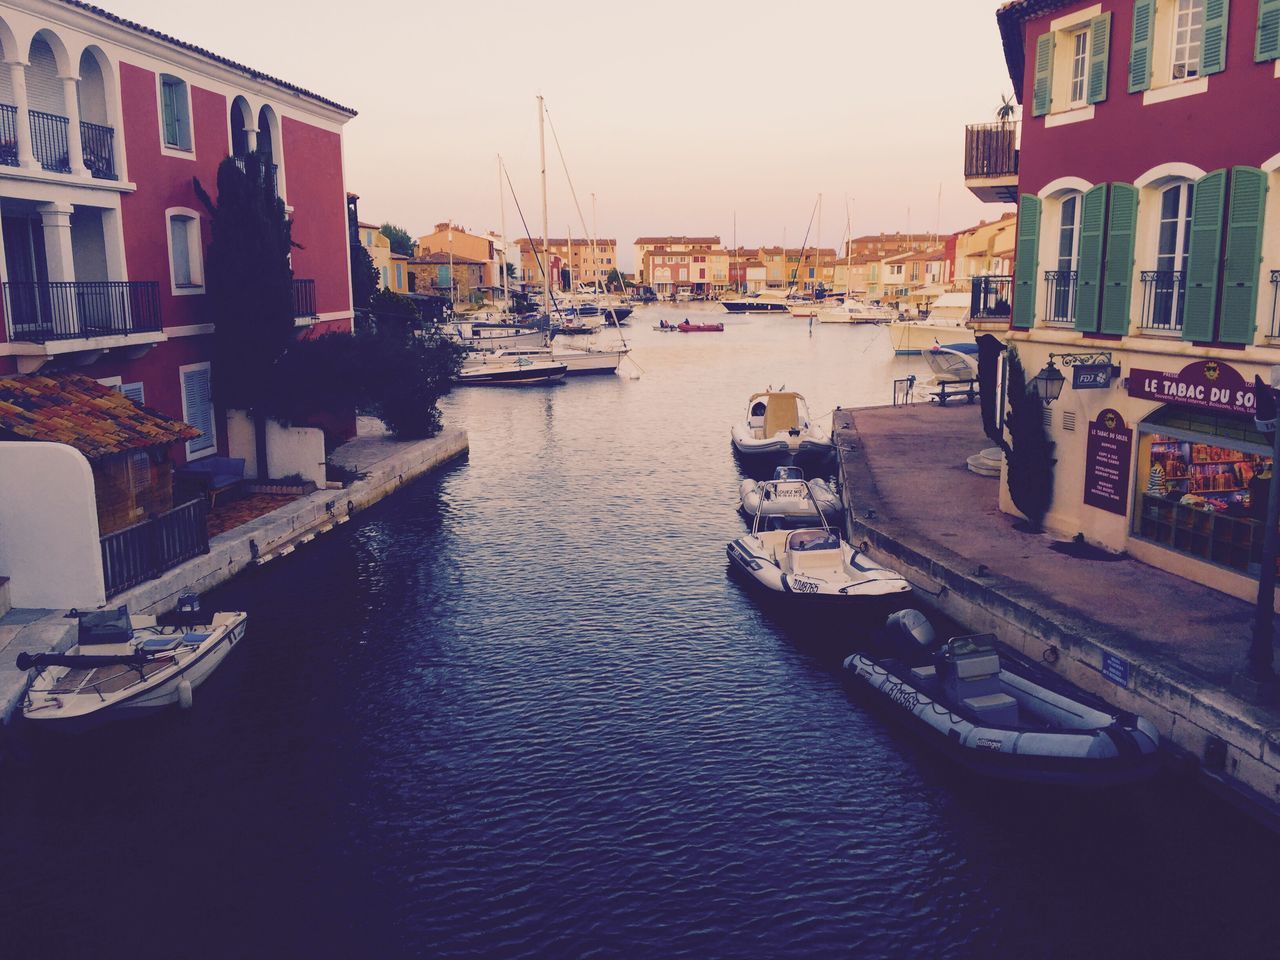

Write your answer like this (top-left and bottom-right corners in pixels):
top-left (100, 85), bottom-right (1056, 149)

top-left (1070, 28), bottom-right (1090, 104)
top-left (1172, 0), bottom-right (1205, 79)
top-left (380, 266), bottom-right (388, 288)
top-left (395, 263), bottom-right (403, 288)
top-left (180, 363), bottom-right (215, 458)
top-left (130, 451), bottom-right (152, 494)
top-left (167, 212), bottom-right (203, 293)
top-left (160, 74), bottom-right (192, 151)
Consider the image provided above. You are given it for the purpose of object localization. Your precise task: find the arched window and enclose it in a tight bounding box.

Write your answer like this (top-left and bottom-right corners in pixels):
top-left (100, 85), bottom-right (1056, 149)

top-left (1149, 181), bottom-right (1194, 332)
top-left (1052, 192), bottom-right (1082, 324)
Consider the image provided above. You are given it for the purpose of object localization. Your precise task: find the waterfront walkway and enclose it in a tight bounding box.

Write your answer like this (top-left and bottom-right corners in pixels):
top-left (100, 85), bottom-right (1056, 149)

top-left (836, 403), bottom-right (1280, 823)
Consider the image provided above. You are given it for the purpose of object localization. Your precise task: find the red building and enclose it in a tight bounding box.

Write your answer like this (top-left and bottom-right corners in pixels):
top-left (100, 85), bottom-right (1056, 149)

top-left (0, 0), bottom-right (356, 465)
top-left (967, 0), bottom-right (1280, 599)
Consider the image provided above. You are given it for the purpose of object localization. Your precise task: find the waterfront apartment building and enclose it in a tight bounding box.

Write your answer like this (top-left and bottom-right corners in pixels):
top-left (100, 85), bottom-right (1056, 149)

top-left (516, 237), bottom-right (618, 290)
top-left (416, 222), bottom-right (501, 290)
top-left (407, 251), bottom-right (485, 302)
top-left (969, 0), bottom-right (1280, 601)
top-left (633, 236), bottom-right (721, 283)
top-left (0, 0), bottom-right (355, 464)
top-left (358, 221), bottom-right (409, 294)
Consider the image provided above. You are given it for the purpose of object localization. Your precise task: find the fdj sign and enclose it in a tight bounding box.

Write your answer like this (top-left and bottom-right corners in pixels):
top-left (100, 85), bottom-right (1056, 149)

top-left (1072, 364), bottom-right (1112, 390)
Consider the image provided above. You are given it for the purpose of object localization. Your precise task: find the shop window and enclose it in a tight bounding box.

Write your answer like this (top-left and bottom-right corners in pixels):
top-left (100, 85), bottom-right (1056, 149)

top-left (1136, 411), bottom-right (1272, 574)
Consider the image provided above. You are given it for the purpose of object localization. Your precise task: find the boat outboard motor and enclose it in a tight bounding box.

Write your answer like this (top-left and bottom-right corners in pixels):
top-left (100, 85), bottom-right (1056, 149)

top-left (884, 608), bottom-right (936, 651)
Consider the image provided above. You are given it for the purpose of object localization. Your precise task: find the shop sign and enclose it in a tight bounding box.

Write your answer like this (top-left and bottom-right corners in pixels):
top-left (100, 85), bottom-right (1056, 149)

top-left (1127, 360), bottom-right (1256, 415)
top-left (1072, 364), bottom-right (1113, 390)
top-left (1084, 408), bottom-right (1133, 516)
top-left (1101, 651), bottom-right (1130, 689)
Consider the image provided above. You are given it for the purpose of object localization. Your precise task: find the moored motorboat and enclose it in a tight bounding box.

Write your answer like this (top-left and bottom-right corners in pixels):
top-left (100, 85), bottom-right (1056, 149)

top-left (924, 342), bottom-right (979, 382)
top-left (739, 465), bottom-right (841, 524)
top-left (677, 320), bottom-right (724, 332)
top-left (727, 478), bottom-right (910, 601)
top-left (730, 389), bottom-right (833, 461)
top-left (816, 300), bottom-right (896, 324)
top-left (722, 291), bottom-right (792, 313)
top-left (470, 345), bottom-right (628, 376)
top-left (458, 356), bottom-right (568, 384)
top-left (19, 603), bottom-right (248, 728)
top-left (843, 610), bottom-right (1161, 785)
top-left (889, 317), bottom-right (975, 354)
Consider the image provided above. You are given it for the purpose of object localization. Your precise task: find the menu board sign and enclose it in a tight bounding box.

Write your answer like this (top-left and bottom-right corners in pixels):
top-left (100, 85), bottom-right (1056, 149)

top-left (1084, 408), bottom-right (1133, 516)
top-left (1127, 360), bottom-right (1255, 416)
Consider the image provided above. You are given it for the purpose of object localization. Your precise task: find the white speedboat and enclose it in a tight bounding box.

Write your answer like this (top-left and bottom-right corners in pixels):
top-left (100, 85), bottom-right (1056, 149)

top-left (730, 390), bottom-right (833, 461)
top-left (844, 610), bottom-right (1160, 784)
top-left (740, 466), bottom-right (842, 524)
top-left (727, 478), bottom-right (910, 601)
top-left (472, 345), bottom-right (628, 376)
top-left (817, 300), bottom-right (895, 324)
top-left (448, 321), bottom-right (545, 351)
top-left (19, 604), bottom-right (248, 728)
top-left (458, 355), bottom-right (567, 385)
top-left (924, 342), bottom-right (979, 382)
top-left (889, 317), bottom-right (975, 354)
top-left (722, 291), bottom-right (793, 313)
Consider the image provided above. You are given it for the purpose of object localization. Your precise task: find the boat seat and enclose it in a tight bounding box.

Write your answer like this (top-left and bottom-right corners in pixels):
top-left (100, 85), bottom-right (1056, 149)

top-left (138, 637), bottom-right (184, 654)
top-left (909, 665), bottom-right (937, 683)
top-left (963, 692), bottom-right (1019, 726)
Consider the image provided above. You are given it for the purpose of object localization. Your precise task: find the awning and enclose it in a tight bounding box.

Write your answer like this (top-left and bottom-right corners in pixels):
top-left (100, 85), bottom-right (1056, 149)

top-left (0, 373), bottom-right (200, 460)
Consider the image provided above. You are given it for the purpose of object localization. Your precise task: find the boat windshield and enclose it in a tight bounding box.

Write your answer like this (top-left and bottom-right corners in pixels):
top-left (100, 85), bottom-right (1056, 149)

top-left (787, 530), bottom-right (840, 552)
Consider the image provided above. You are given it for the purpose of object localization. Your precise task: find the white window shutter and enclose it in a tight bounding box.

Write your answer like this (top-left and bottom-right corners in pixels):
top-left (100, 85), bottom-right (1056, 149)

top-left (182, 367), bottom-right (215, 454)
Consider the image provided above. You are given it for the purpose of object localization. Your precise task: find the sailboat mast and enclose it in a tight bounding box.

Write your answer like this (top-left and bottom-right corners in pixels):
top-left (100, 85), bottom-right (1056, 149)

top-left (568, 221), bottom-right (574, 295)
top-left (448, 221), bottom-right (455, 307)
top-left (538, 96), bottom-right (551, 314)
top-left (498, 155), bottom-right (509, 307)
top-left (732, 211), bottom-right (737, 294)
top-left (816, 192), bottom-right (822, 296)
top-left (845, 197), bottom-right (853, 299)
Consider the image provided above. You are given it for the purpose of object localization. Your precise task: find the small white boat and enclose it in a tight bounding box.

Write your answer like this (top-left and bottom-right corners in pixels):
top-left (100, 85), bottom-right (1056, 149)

top-left (730, 390), bottom-right (833, 461)
top-left (19, 604), bottom-right (248, 728)
top-left (448, 321), bottom-right (545, 351)
top-left (924, 342), bottom-right (979, 382)
top-left (817, 300), bottom-right (896, 324)
top-left (843, 610), bottom-right (1160, 785)
top-left (727, 478), bottom-right (910, 601)
top-left (889, 317), bottom-right (975, 354)
top-left (739, 466), bottom-right (841, 523)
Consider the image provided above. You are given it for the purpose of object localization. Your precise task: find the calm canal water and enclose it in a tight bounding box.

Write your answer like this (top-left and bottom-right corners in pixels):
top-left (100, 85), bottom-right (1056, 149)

top-left (1, 304), bottom-right (1276, 959)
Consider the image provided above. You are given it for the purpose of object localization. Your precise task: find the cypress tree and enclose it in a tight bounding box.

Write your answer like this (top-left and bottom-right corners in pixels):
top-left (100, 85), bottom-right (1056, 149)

top-left (1004, 348), bottom-right (1055, 531)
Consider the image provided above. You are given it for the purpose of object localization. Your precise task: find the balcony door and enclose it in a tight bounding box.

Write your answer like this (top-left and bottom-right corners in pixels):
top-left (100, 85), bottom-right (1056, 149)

top-left (1051, 193), bottom-right (1081, 324)
top-left (1151, 181), bottom-right (1194, 332)
top-left (2, 212), bottom-right (52, 339)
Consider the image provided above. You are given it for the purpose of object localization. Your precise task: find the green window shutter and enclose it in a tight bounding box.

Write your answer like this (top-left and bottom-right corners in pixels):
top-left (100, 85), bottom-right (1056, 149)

top-left (1011, 194), bottom-right (1041, 329)
top-left (1182, 169), bottom-right (1228, 342)
top-left (1074, 184), bottom-right (1109, 332)
top-left (1201, 0), bottom-right (1230, 75)
top-left (1032, 33), bottom-right (1055, 117)
top-left (1087, 13), bottom-right (1112, 104)
top-left (1100, 184), bottom-right (1138, 334)
top-left (1218, 166), bottom-right (1268, 344)
top-left (1258, 0), bottom-right (1280, 61)
top-left (1129, 0), bottom-right (1156, 92)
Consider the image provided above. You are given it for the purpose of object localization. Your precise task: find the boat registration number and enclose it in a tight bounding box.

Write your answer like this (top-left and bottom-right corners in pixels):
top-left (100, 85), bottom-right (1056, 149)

top-left (774, 487), bottom-right (808, 500)
top-left (789, 577), bottom-right (821, 594)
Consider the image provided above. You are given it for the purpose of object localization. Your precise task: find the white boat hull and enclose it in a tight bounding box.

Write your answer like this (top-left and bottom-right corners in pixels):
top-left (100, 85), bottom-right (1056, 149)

top-left (740, 477), bottom-right (841, 522)
top-left (731, 422), bottom-right (833, 460)
top-left (727, 536), bottom-right (911, 600)
top-left (889, 321), bottom-right (975, 355)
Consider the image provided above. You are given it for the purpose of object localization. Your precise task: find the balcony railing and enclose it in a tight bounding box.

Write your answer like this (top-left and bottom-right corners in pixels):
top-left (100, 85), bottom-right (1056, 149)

top-left (1140, 270), bottom-right (1186, 335)
top-left (3, 280), bottom-right (162, 344)
top-left (29, 109), bottom-right (69, 173)
top-left (964, 122), bottom-right (1019, 180)
top-left (970, 274), bottom-right (1013, 320)
top-left (0, 104), bottom-right (16, 167)
top-left (1043, 270), bottom-right (1077, 326)
top-left (80, 119), bottom-right (116, 180)
top-left (101, 497), bottom-right (209, 598)
top-left (234, 155), bottom-right (278, 195)
top-left (292, 278), bottom-right (317, 318)
top-left (1270, 270), bottom-right (1280, 338)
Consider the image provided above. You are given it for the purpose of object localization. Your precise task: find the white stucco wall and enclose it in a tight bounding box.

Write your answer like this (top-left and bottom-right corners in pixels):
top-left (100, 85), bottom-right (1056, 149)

top-left (226, 410), bottom-right (327, 485)
top-left (0, 442), bottom-right (106, 609)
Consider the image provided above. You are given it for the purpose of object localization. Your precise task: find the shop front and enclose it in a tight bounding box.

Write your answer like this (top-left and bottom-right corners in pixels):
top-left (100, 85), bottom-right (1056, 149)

top-left (1126, 360), bottom-right (1273, 586)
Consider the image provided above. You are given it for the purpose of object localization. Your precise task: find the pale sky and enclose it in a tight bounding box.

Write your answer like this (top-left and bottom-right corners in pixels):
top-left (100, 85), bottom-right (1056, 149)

top-left (108, 0), bottom-right (1017, 270)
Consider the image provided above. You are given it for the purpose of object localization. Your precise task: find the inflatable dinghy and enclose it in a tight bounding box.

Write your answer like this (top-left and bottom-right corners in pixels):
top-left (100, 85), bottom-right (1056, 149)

top-left (739, 466), bottom-right (842, 523)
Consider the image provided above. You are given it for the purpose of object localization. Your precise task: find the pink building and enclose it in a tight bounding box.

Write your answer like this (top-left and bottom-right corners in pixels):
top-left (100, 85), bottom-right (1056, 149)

top-left (0, 1), bottom-right (356, 464)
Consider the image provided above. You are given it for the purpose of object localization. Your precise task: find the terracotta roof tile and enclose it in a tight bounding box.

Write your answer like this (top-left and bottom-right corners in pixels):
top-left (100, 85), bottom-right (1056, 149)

top-left (0, 373), bottom-right (200, 459)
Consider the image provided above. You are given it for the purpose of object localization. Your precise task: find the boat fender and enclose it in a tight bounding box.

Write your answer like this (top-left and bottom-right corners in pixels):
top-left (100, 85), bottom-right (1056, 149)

top-left (1041, 645), bottom-right (1060, 666)
top-left (177, 678), bottom-right (194, 711)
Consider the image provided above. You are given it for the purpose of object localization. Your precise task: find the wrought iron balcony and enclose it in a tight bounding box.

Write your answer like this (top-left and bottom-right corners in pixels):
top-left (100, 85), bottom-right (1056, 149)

top-left (970, 274), bottom-right (1013, 321)
top-left (0, 104), bottom-right (17, 167)
top-left (1043, 270), bottom-right (1077, 326)
top-left (234, 155), bottom-right (279, 195)
top-left (80, 120), bottom-right (116, 179)
top-left (1270, 270), bottom-right (1280, 338)
top-left (292, 278), bottom-right (318, 318)
top-left (964, 122), bottom-right (1019, 203)
top-left (1139, 270), bottom-right (1186, 335)
top-left (3, 280), bottom-right (162, 344)
top-left (30, 109), bottom-right (70, 173)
